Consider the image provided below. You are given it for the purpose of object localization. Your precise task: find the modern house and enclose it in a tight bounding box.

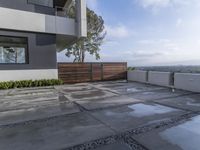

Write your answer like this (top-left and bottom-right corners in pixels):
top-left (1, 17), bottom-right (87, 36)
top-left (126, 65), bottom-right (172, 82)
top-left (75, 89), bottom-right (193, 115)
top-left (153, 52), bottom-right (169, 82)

top-left (0, 0), bottom-right (87, 81)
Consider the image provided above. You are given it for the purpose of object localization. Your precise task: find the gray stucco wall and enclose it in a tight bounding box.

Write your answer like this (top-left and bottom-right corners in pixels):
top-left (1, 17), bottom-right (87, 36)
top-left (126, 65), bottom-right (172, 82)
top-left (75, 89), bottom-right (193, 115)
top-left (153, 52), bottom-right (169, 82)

top-left (128, 70), bottom-right (148, 83)
top-left (174, 73), bottom-right (200, 93)
top-left (0, 30), bottom-right (57, 70)
top-left (148, 71), bottom-right (173, 87)
top-left (0, 0), bottom-right (55, 15)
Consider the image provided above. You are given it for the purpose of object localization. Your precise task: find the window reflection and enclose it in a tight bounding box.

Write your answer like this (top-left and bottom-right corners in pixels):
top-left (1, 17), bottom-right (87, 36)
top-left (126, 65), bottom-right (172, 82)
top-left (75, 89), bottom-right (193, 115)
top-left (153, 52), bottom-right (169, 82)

top-left (0, 36), bottom-right (28, 64)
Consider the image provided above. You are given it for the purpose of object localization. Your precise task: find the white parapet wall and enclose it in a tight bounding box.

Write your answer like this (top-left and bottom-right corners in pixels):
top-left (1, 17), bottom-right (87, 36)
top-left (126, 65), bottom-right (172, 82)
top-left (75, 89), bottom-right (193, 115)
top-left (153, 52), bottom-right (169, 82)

top-left (148, 71), bottom-right (173, 87)
top-left (0, 69), bottom-right (58, 82)
top-left (128, 70), bottom-right (147, 83)
top-left (0, 7), bottom-right (76, 36)
top-left (174, 73), bottom-right (200, 93)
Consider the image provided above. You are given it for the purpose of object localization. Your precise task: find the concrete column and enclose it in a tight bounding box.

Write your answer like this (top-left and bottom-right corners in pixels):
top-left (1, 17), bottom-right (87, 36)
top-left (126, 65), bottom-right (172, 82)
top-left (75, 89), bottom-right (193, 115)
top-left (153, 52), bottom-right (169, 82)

top-left (75, 0), bottom-right (87, 38)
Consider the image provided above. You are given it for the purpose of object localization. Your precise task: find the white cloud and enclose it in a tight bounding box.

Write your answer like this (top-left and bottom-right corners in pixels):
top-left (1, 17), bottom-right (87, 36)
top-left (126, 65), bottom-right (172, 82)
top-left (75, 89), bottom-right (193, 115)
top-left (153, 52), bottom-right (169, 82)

top-left (137, 40), bottom-right (154, 44)
top-left (176, 18), bottom-right (183, 27)
top-left (105, 24), bottom-right (132, 39)
top-left (132, 50), bottom-right (164, 58)
top-left (104, 40), bottom-right (120, 46)
top-left (137, 39), bottom-right (171, 45)
top-left (138, 0), bottom-right (170, 8)
top-left (136, 0), bottom-right (200, 11)
top-left (136, 39), bottom-right (182, 57)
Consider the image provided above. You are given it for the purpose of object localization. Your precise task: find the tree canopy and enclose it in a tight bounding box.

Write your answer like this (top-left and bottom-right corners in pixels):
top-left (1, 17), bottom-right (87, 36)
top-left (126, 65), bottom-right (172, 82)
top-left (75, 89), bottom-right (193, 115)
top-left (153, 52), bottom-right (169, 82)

top-left (66, 8), bottom-right (106, 62)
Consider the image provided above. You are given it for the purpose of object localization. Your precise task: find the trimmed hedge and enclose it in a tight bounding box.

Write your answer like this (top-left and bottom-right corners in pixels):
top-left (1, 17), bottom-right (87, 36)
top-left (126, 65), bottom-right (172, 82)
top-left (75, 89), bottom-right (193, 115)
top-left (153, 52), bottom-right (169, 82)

top-left (0, 79), bottom-right (63, 90)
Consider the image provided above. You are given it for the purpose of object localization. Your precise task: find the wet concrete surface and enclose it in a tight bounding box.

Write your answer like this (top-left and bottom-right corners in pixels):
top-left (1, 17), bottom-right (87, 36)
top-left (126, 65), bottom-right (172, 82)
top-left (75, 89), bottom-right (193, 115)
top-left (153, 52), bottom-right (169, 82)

top-left (0, 102), bottom-right (80, 126)
top-left (91, 102), bottom-right (186, 132)
top-left (127, 88), bottom-right (192, 101)
top-left (0, 89), bottom-right (11, 97)
top-left (0, 113), bottom-right (115, 150)
top-left (76, 95), bottom-right (141, 110)
top-left (0, 95), bottom-right (67, 111)
top-left (59, 84), bottom-right (95, 93)
top-left (0, 81), bottom-right (199, 150)
top-left (65, 89), bottom-right (117, 101)
top-left (71, 90), bottom-right (107, 99)
top-left (0, 94), bottom-right (81, 126)
top-left (133, 115), bottom-right (200, 150)
top-left (106, 84), bottom-right (166, 95)
top-left (155, 94), bottom-right (200, 112)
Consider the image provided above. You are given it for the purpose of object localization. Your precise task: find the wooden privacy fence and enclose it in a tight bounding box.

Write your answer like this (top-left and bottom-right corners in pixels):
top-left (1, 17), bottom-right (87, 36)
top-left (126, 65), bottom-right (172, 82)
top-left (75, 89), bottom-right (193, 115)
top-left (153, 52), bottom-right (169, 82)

top-left (58, 62), bottom-right (127, 83)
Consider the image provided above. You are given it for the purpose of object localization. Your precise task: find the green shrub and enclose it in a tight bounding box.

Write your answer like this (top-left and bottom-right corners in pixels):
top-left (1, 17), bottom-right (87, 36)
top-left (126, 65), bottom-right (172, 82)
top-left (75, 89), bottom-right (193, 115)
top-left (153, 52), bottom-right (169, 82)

top-left (0, 79), bottom-right (63, 90)
top-left (128, 67), bottom-right (135, 71)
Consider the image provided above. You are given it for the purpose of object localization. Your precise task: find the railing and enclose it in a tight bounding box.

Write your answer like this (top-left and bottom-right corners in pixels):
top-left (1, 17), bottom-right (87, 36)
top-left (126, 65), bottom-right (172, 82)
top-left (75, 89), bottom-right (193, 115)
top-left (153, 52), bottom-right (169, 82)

top-left (55, 6), bottom-right (75, 19)
top-left (58, 62), bottom-right (127, 84)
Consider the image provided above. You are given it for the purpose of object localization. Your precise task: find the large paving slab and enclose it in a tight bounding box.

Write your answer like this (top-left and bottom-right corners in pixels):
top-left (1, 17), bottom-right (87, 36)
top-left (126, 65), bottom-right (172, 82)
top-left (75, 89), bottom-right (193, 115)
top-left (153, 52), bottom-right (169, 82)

top-left (94, 81), bottom-right (160, 87)
top-left (4, 87), bottom-right (57, 99)
top-left (108, 84), bottom-right (166, 95)
top-left (127, 89), bottom-right (191, 101)
top-left (10, 86), bottom-right (55, 94)
top-left (0, 113), bottom-right (115, 150)
top-left (92, 81), bottom-right (130, 88)
top-left (76, 95), bottom-right (141, 110)
top-left (91, 102), bottom-right (187, 132)
top-left (65, 89), bottom-right (117, 101)
top-left (0, 89), bottom-right (11, 98)
top-left (155, 94), bottom-right (200, 112)
top-left (0, 94), bottom-right (68, 111)
top-left (0, 95), bottom-right (80, 125)
top-left (56, 83), bottom-right (95, 93)
top-left (132, 115), bottom-right (200, 150)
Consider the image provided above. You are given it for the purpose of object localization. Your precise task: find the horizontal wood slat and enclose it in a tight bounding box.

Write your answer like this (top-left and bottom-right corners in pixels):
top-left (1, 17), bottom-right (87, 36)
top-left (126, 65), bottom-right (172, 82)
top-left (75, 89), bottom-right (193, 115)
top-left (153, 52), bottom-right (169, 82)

top-left (58, 62), bottom-right (127, 83)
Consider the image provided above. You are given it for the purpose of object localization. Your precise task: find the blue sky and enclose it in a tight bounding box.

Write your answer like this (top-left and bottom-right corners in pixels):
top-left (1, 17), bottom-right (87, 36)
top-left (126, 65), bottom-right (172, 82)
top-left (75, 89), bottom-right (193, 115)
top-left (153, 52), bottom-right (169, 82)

top-left (58, 0), bottom-right (200, 66)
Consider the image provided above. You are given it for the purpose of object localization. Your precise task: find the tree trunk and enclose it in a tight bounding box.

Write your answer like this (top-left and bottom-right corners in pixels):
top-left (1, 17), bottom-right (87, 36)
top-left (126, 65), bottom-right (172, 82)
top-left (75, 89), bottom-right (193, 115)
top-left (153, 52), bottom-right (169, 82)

top-left (80, 43), bottom-right (85, 63)
top-left (81, 50), bottom-right (85, 63)
top-left (15, 48), bottom-right (18, 63)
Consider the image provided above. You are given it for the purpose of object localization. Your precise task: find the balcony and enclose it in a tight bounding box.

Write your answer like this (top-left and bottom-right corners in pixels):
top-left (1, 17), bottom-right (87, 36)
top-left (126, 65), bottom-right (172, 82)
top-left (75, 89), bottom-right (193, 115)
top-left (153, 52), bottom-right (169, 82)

top-left (0, 0), bottom-right (86, 51)
top-left (0, 7), bottom-right (74, 35)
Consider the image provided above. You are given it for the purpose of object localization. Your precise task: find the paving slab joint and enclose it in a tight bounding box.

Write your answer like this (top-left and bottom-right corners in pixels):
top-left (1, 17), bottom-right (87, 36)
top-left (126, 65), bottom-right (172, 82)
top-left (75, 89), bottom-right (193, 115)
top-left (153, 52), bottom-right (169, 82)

top-left (62, 112), bottom-right (197, 150)
top-left (0, 112), bottom-right (81, 129)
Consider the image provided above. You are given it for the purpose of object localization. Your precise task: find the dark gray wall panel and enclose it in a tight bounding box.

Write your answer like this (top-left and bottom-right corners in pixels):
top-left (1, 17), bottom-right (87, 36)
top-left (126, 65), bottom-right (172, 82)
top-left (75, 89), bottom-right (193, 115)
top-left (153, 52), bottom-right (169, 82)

top-left (0, 30), bottom-right (57, 70)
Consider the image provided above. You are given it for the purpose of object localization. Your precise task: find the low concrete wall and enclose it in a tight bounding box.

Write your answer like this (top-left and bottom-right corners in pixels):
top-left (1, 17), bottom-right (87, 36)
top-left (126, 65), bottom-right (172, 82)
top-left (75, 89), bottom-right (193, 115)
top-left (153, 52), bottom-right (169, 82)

top-left (128, 70), bottom-right (147, 83)
top-left (128, 70), bottom-right (200, 93)
top-left (148, 71), bottom-right (173, 87)
top-left (0, 69), bottom-right (58, 82)
top-left (174, 73), bottom-right (200, 93)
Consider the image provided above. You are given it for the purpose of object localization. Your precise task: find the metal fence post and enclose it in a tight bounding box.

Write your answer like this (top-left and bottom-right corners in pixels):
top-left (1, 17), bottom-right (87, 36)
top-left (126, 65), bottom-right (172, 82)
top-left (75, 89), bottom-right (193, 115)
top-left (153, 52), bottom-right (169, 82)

top-left (90, 63), bottom-right (93, 82)
top-left (101, 63), bottom-right (104, 80)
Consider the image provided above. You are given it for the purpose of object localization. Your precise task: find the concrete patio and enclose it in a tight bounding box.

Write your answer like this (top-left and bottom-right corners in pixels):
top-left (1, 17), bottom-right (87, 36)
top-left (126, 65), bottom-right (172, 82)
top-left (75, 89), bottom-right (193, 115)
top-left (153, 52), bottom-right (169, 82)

top-left (0, 81), bottom-right (200, 150)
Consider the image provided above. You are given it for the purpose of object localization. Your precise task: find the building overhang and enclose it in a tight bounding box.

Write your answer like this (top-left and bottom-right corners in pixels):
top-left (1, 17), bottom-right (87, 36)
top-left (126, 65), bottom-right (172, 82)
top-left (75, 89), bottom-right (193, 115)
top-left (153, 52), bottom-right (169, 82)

top-left (54, 0), bottom-right (72, 7)
top-left (0, 0), bottom-right (87, 51)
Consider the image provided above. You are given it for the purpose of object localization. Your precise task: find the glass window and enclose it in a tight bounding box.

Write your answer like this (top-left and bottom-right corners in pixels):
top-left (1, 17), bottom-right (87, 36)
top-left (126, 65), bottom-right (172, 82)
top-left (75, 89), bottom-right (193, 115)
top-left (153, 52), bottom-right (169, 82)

top-left (28, 0), bottom-right (54, 7)
top-left (0, 36), bottom-right (28, 64)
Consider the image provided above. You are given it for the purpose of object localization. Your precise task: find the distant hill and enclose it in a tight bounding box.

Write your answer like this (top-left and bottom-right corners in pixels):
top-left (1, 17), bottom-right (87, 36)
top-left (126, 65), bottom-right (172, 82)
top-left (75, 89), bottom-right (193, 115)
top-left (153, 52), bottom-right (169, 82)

top-left (134, 66), bottom-right (200, 73)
